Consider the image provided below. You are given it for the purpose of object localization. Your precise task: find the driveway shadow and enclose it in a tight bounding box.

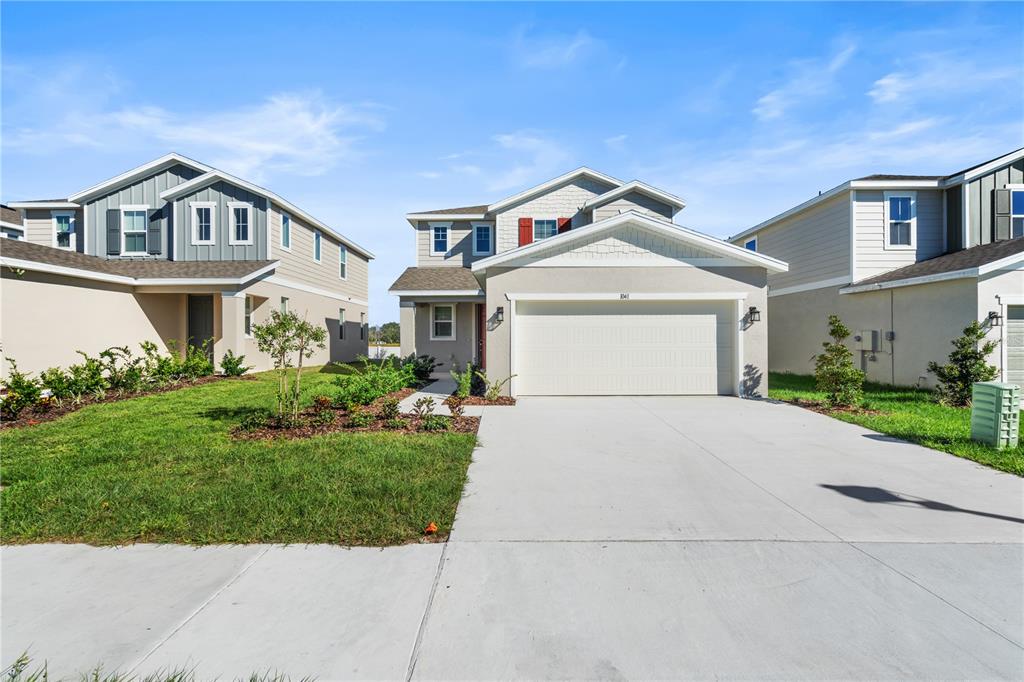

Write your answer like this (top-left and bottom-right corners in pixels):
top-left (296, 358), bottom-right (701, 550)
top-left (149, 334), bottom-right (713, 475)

top-left (820, 484), bottom-right (1024, 525)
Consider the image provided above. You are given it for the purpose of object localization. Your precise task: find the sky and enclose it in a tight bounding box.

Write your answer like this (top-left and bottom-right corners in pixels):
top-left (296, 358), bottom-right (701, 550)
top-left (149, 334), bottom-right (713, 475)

top-left (2, 2), bottom-right (1022, 323)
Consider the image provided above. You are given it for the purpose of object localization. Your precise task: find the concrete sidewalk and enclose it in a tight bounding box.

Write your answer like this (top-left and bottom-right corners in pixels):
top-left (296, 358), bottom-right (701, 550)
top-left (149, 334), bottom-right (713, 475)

top-left (398, 378), bottom-right (485, 416)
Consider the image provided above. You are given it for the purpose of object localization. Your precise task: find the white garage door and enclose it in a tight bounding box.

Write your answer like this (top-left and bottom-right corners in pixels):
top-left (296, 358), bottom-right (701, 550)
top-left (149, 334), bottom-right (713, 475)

top-left (1007, 305), bottom-right (1024, 388)
top-left (515, 300), bottom-right (736, 396)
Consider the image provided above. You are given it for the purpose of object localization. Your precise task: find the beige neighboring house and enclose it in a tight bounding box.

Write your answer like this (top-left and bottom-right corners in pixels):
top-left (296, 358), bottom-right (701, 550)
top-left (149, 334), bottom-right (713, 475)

top-left (0, 205), bottom-right (24, 240)
top-left (389, 168), bottom-right (788, 397)
top-left (1, 153), bottom-right (373, 377)
top-left (728, 148), bottom-right (1024, 388)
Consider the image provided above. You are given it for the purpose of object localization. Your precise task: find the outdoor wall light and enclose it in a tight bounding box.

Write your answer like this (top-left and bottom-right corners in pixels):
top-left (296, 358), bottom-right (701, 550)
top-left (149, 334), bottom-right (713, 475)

top-left (495, 306), bottom-right (504, 323)
top-left (748, 306), bottom-right (761, 323)
top-left (987, 310), bottom-right (1003, 327)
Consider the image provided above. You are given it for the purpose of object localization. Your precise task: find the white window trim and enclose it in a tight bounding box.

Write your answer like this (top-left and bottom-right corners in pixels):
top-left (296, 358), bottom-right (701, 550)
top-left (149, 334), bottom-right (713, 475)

top-left (1010, 189), bottom-right (1024, 239)
top-left (120, 204), bottom-right (150, 255)
top-left (744, 236), bottom-right (757, 252)
top-left (339, 244), bottom-right (348, 280)
top-left (472, 222), bottom-right (494, 256)
top-left (244, 295), bottom-right (254, 338)
top-left (228, 202), bottom-right (253, 246)
top-left (430, 221), bottom-right (451, 256)
top-left (280, 211), bottom-right (292, 251)
top-left (313, 229), bottom-right (322, 263)
top-left (191, 201), bottom-right (217, 246)
top-left (533, 217), bottom-right (558, 241)
top-left (883, 191), bottom-right (916, 251)
top-left (50, 210), bottom-right (76, 251)
top-left (430, 303), bottom-right (456, 341)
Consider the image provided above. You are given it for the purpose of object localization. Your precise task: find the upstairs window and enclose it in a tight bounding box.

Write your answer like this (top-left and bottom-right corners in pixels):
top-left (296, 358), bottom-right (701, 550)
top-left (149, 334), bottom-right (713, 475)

top-left (52, 211), bottom-right (75, 250)
top-left (533, 219), bottom-right (558, 241)
top-left (229, 204), bottom-right (252, 245)
top-left (473, 224), bottom-right (493, 255)
top-left (122, 208), bottom-right (148, 254)
top-left (1012, 190), bottom-right (1024, 239)
top-left (281, 212), bottom-right (291, 250)
top-left (884, 192), bottom-right (915, 249)
top-left (339, 245), bottom-right (348, 279)
top-left (191, 202), bottom-right (216, 245)
top-left (744, 237), bottom-right (757, 252)
top-left (432, 224), bottom-right (449, 254)
top-left (313, 229), bottom-right (322, 262)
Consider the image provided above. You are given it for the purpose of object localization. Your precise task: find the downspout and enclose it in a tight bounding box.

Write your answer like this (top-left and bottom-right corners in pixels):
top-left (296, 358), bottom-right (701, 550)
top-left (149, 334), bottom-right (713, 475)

top-left (890, 289), bottom-right (895, 385)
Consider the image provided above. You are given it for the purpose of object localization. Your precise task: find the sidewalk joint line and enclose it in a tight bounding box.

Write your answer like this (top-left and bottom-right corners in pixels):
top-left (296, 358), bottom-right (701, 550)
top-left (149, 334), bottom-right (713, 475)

top-left (405, 541), bottom-right (449, 681)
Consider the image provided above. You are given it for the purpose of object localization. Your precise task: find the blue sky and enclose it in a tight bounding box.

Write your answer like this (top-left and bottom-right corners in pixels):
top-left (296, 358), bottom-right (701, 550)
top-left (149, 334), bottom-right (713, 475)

top-left (3, 2), bottom-right (1022, 323)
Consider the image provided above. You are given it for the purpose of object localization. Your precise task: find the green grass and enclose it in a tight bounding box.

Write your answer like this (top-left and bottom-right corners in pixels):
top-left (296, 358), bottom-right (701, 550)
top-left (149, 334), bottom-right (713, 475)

top-left (769, 372), bottom-right (1023, 476)
top-left (0, 366), bottom-right (476, 545)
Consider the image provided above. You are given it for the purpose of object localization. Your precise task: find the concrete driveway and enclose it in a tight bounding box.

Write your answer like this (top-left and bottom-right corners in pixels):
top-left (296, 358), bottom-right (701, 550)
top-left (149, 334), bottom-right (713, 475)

top-left (4, 397), bottom-right (1023, 679)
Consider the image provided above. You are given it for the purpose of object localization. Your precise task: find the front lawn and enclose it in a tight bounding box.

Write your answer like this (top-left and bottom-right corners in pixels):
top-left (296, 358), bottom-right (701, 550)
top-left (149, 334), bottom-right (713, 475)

top-left (0, 367), bottom-right (476, 545)
top-left (769, 373), bottom-right (1023, 476)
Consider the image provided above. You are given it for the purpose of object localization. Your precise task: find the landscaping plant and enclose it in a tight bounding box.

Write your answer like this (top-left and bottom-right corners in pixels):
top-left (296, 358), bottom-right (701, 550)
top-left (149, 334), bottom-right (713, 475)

top-left (220, 350), bottom-right (251, 377)
top-left (378, 396), bottom-right (401, 420)
top-left (420, 414), bottom-right (451, 432)
top-left (332, 357), bottom-right (415, 409)
top-left (444, 394), bottom-right (465, 417)
top-left (927, 320), bottom-right (999, 407)
top-left (0, 359), bottom-right (42, 420)
top-left (450, 362), bottom-right (475, 398)
top-left (813, 314), bottom-right (865, 407)
top-left (252, 310), bottom-right (327, 422)
top-left (411, 396), bottom-right (435, 417)
top-left (181, 341), bottom-right (215, 381)
top-left (347, 406), bottom-right (374, 428)
top-left (474, 370), bottom-right (515, 401)
top-left (400, 353), bottom-right (439, 383)
top-left (98, 346), bottom-right (147, 394)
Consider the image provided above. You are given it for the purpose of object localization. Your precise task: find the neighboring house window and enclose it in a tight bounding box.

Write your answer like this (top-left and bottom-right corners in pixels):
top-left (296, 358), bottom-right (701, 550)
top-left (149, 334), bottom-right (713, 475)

top-left (244, 296), bottom-right (253, 337)
top-left (121, 207), bottom-right (148, 254)
top-left (191, 202), bottom-right (216, 245)
top-left (228, 203), bottom-right (252, 245)
top-left (339, 245), bottom-right (348, 279)
top-left (1012, 190), bottom-right (1024, 239)
top-left (533, 219), bottom-right (558, 241)
top-left (473, 223), bottom-right (493, 255)
top-left (51, 211), bottom-right (75, 250)
top-left (432, 224), bottom-right (449, 254)
top-left (313, 229), bottom-right (322, 262)
top-left (339, 308), bottom-right (346, 339)
top-left (431, 304), bottom-right (455, 340)
top-left (884, 192), bottom-right (915, 248)
top-left (281, 212), bottom-right (291, 250)
top-left (360, 312), bottom-right (366, 341)
top-left (280, 297), bottom-right (289, 313)
top-left (744, 238), bottom-right (757, 252)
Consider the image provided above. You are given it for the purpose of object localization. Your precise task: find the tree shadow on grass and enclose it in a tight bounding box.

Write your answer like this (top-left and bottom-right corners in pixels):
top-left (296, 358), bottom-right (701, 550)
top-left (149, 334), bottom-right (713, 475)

top-left (198, 406), bottom-right (269, 423)
top-left (820, 484), bottom-right (1024, 524)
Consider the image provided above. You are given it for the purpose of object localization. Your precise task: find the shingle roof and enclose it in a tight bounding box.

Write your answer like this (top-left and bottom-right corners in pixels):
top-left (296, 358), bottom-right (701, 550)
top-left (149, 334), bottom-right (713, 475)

top-left (851, 238), bottom-right (1024, 287)
top-left (389, 266), bottom-right (482, 292)
top-left (854, 174), bottom-right (943, 181)
top-left (1, 205), bottom-right (22, 226)
top-left (412, 204), bottom-right (489, 215)
top-left (0, 239), bottom-right (276, 280)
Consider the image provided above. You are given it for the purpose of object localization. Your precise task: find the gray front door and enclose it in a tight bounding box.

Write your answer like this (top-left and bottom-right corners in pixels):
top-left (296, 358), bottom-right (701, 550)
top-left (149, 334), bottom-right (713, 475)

top-left (187, 294), bottom-right (215, 361)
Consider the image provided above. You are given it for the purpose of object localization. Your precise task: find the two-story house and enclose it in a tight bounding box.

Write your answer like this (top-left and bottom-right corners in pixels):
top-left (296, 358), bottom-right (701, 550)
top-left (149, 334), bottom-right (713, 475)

top-left (728, 148), bottom-right (1024, 388)
top-left (1, 153), bottom-right (373, 376)
top-left (389, 168), bottom-right (788, 397)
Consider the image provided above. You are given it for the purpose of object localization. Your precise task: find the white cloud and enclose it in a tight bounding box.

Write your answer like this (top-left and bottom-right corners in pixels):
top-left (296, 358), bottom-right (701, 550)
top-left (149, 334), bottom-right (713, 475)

top-left (417, 171), bottom-right (442, 179)
top-left (604, 134), bottom-right (628, 152)
top-left (487, 131), bottom-right (572, 191)
top-left (869, 53), bottom-right (1020, 106)
top-left (510, 26), bottom-right (600, 69)
top-left (753, 41), bottom-right (857, 121)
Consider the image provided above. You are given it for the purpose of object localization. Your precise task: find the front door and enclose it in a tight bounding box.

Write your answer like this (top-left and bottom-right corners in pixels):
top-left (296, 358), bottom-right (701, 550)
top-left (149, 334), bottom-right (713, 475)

top-left (187, 294), bottom-right (215, 362)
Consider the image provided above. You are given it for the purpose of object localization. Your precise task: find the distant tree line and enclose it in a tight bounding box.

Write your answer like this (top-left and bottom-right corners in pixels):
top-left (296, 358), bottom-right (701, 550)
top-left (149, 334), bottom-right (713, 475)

top-left (368, 321), bottom-right (400, 345)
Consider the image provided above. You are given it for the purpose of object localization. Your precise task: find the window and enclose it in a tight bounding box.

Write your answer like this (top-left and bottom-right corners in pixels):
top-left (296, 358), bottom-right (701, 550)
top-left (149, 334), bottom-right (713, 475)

top-left (431, 304), bottom-right (455, 340)
top-left (339, 308), bottom-right (346, 339)
top-left (121, 208), bottom-right (148, 254)
top-left (360, 312), bottom-right (366, 341)
top-left (313, 229), bottom-right (322, 262)
top-left (533, 219), bottom-right (558, 241)
top-left (339, 245), bottom-right (348, 279)
top-left (191, 202), bottom-right (216, 245)
top-left (244, 296), bottom-right (253, 337)
top-left (281, 212), bottom-right (291, 250)
top-left (1012, 190), bottom-right (1024, 239)
top-left (52, 211), bottom-right (75, 250)
top-left (432, 224), bottom-right (449, 254)
top-left (280, 297), bottom-right (289, 313)
top-left (473, 223), bottom-right (493, 255)
top-left (228, 203), bottom-right (252, 245)
top-left (884, 192), bottom-right (915, 248)
top-left (744, 238), bottom-right (757, 252)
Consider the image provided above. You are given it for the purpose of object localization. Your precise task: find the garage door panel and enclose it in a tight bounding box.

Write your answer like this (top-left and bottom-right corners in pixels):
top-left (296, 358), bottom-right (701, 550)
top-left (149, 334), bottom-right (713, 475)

top-left (515, 300), bottom-right (735, 396)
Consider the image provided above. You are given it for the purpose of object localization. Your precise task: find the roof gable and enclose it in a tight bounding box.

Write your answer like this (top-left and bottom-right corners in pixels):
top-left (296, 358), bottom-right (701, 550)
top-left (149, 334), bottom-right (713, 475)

top-left (68, 153), bottom-right (212, 204)
top-left (487, 167), bottom-right (623, 213)
top-left (583, 181), bottom-right (686, 214)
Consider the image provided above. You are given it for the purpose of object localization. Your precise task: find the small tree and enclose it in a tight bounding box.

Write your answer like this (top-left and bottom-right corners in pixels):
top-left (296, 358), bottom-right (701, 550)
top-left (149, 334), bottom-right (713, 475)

top-left (926, 320), bottom-right (998, 407)
top-left (252, 310), bottom-right (327, 421)
top-left (813, 314), bottom-right (865, 407)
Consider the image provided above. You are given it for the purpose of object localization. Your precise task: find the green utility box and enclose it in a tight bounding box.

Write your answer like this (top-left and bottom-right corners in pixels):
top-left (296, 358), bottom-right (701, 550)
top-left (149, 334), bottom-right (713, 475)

top-left (971, 382), bottom-right (1020, 449)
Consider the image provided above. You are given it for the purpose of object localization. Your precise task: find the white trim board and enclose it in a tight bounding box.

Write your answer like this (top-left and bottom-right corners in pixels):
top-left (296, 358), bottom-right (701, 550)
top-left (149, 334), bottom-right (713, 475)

top-left (769, 276), bottom-right (851, 298)
top-left (583, 180), bottom-right (686, 213)
top-left (388, 289), bottom-right (484, 297)
top-left (504, 292), bottom-right (749, 302)
top-left (406, 213), bottom-right (487, 222)
top-left (262, 274), bottom-right (369, 307)
top-left (840, 253), bottom-right (1024, 295)
top-left (0, 257), bottom-right (278, 287)
top-left (7, 201), bottom-right (80, 209)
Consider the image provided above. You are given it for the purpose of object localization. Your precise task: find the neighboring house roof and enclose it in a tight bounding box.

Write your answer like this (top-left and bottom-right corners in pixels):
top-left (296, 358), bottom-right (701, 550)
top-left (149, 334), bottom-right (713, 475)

top-left (486, 167), bottom-right (624, 213)
top-left (0, 239), bottom-right (277, 285)
top-left (67, 153), bottom-right (212, 204)
top-left (7, 199), bottom-right (79, 209)
top-left (411, 204), bottom-right (490, 216)
top-left (582, 181), bottom-right (686, 214)
top-left (1, 205), bottom-right (23, 229)
top-left (854, 174), bottom-right (943, 181)
top-left (841, 238), bottom-right (1024, 294)
top-left (158, 169), bottom-right (375, 260)
top-left (387, 266), bottom-right (483, 295)
top-left (471, 210), bottom-right (789, 274)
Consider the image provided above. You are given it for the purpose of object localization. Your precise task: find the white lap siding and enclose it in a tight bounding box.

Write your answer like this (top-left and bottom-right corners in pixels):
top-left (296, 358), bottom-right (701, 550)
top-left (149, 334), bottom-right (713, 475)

top-left (854, 189), bottom-right (944, 281)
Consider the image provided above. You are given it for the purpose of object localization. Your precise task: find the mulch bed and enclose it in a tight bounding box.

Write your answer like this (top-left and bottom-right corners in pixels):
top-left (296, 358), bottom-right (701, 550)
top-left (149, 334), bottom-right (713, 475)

top-left (785, 397), bottom-right (883, 416)
top-left (0, 375), bottom-right (241, 430)
top-left (459, 395), bottom-right (516, 406)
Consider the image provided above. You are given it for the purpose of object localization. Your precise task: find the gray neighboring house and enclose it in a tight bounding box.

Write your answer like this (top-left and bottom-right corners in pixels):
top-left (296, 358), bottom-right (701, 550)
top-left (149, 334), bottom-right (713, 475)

top-left (390, 168), bottom-right (788, 397)
top-left (1, 153), bottom-right (373, 377)
top-left (728, 147), bottom-right (1024, 388)
top-left (1, 205), bottom-right (24, 240)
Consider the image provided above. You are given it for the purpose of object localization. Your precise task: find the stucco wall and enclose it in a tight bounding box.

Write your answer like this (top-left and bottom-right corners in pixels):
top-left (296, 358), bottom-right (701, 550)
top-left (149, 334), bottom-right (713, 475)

top-left (405, 301), bottom-right (477, 374)
top-left (483, 266), bottom-right (769, 397)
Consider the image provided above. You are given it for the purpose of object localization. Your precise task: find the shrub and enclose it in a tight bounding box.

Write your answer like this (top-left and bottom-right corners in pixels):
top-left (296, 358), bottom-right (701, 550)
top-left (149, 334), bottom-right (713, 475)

top-left (311, 409), bottom-right (336, 427)
top-left (378, 396), bottom-right (401, 420)
top-left (813, 314), bottom-right (865, 408)
top-left (333, 357), bottom-right (415, 409)
top-left (1, 359), bottom-right (42, 420)
top-left (35, 395), bottom-right (57, 412)
top-left (444, 394), bottom-right (465, 417)
top-left (99, 346), bottom-right (146, 394)
top-left (450, 362), bottom-right (475, 398)
top-left (474, 370), bottom-right (515, 401)
top-left (181, 341), bottom-right (215, 381)
top-left (239, 410), bottom-right (271, 432)
top-left (253, 311), bottom-right (327, 421)
top-left (311, 394), bottom-right (334, 412)
top-left (220, 350), bottom-right (251, 377)
top-left (420, 414), bottom-right (451, 432)
top-left (411, 396), bottom-right (435, 417)
top-left (401, 353), bottom-right (439, 383)
top-left (347, 406), bottom-right (374, 428)
top-left (39, 366), bottom-right (75, 404)
top-left (384, 417), bottom-right (409, 430)
top-left (69, 352), bottom-right (107, 399)
top-left (141, 340), bottom-right (182, 386)
top-left (927, 320), bottom-right (999, 407)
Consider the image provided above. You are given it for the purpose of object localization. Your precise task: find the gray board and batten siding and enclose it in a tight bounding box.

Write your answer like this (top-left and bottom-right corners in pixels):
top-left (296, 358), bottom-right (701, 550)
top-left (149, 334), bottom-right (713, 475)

top-left (965, 158), bottom-right (1024, 248)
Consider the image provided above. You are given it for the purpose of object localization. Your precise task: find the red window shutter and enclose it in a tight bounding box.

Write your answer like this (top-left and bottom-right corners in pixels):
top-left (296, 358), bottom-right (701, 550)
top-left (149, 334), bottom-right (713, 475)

top-left (557, 217), bottom-right (571, 234)
top-left (518, 217), bottom-right (533, 246)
